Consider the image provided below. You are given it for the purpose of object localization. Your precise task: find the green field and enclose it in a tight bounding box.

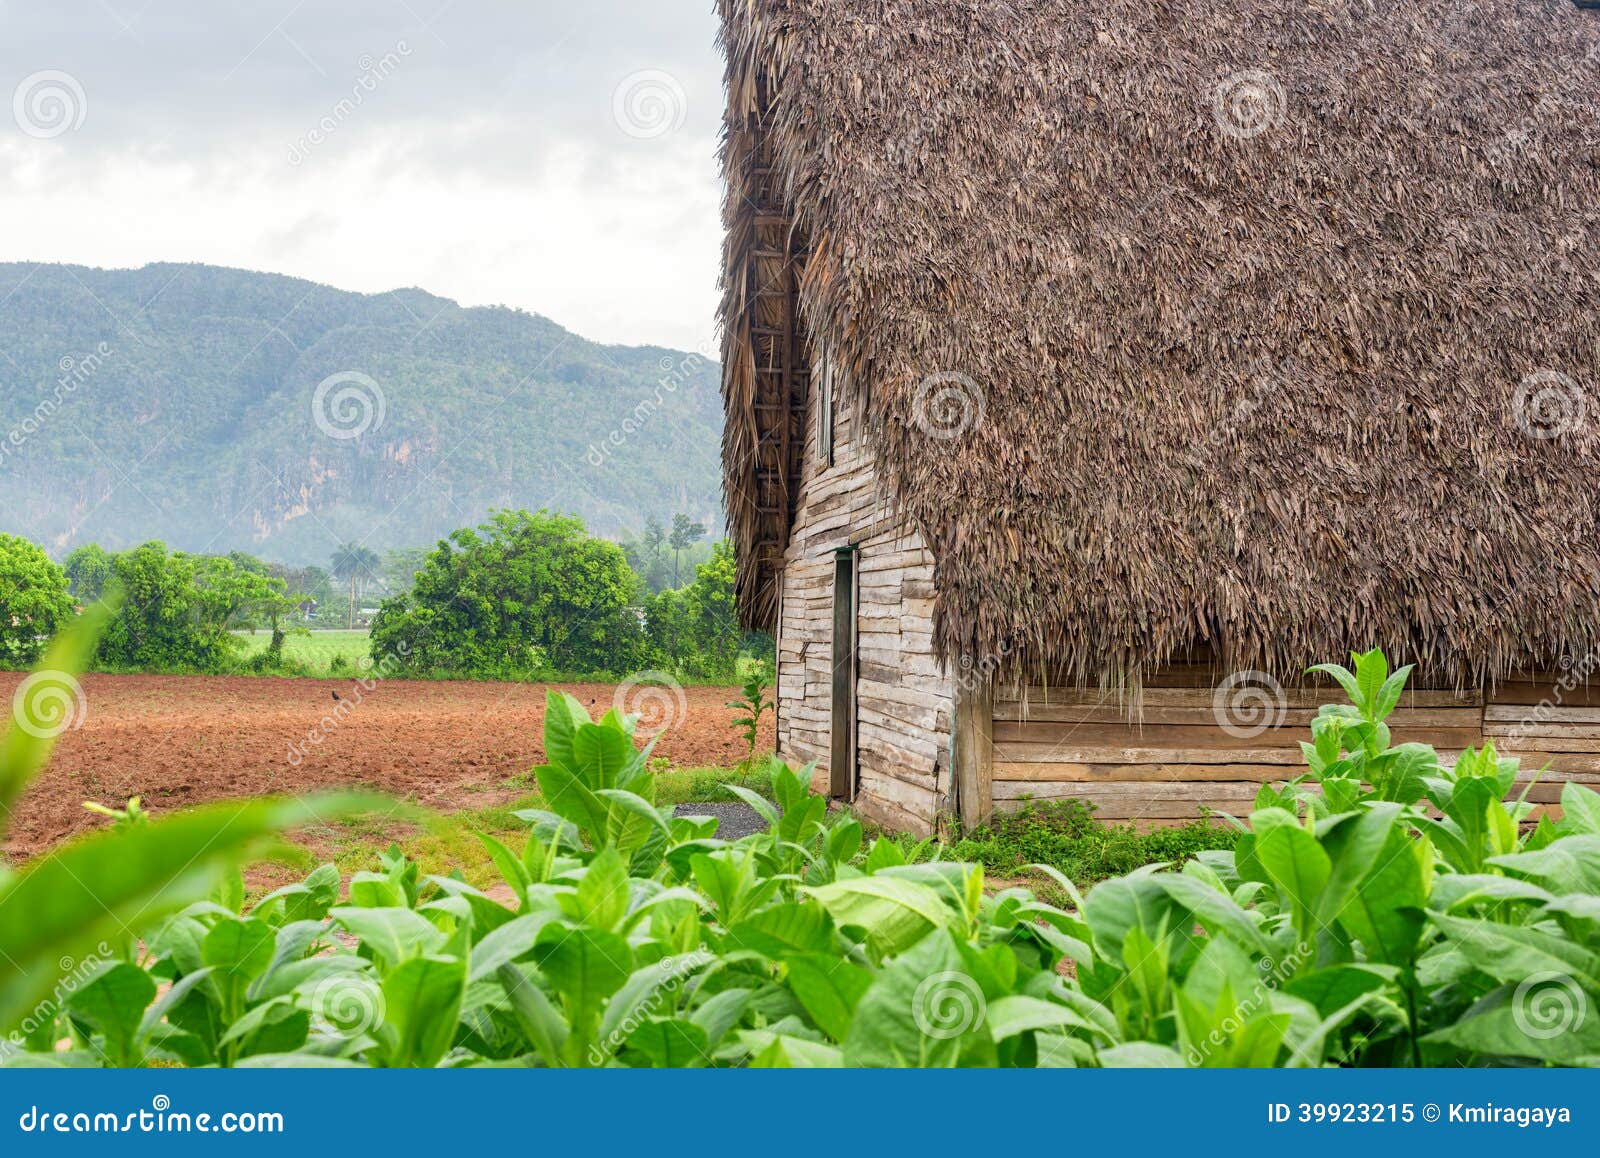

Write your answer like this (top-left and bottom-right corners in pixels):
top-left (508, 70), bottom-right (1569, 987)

top-left (232, 629), bottom-right (371, 674)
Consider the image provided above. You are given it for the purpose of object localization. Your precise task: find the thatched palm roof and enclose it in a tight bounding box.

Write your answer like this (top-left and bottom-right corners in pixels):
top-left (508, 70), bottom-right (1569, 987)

top-left (719, 0), bottom-right (1600, 688)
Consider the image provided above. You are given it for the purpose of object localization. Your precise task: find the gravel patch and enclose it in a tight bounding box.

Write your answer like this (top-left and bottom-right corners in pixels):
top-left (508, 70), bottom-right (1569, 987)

top-left (673, 800), bottom-right (771, 840)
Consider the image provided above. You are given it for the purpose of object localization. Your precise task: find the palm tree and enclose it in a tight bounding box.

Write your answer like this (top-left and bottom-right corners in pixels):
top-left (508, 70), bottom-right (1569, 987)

top-left (330, 543), bottom-right (380, 628)
top-left (667, 513), bottom-right (707, 588)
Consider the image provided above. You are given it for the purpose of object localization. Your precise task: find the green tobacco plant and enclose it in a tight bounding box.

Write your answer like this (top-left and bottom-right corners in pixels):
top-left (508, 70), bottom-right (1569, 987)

top-left (7, 644), bottom-right (1600, 1068)
top-left (726, 671), bottom-right (773, 776)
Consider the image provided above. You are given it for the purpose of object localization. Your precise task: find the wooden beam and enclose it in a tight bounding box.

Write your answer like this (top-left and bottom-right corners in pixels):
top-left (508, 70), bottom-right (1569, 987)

top-left (954, 676), bottom-right (995, 829)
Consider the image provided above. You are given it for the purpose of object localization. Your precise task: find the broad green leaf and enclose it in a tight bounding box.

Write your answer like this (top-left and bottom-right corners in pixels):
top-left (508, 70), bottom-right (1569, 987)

top-left (1306, 662), bottom-right (1362, 708)
top-left (728, 901), bottom-right (836, 957)
top-left (542, 691), bottom-right (589, 771)
top-left (1283, 964), bottom-right (1398, 1019)
top-left (534, 763), bottom-right (609, 838)
top-left (329, 906), bottom-right (448, 971)
top-left (803, 876), bottom-right (952, 961)
top-left (1253, 814), bottom-right (1331, 938)
top-left (627, 1017), bottom-right (709, 1067)
top-left (534, 927), bottom-right (633, 1022)
top-left (203, 917), bottom-right (277, 1017)
top-left (1337, 827), bottom-right (1427, 966)
top-left (597, 953), bottom-right (711, 1049)
top-left (720, 783), bottom-right (780, 827)
top-left (1425, 982), bottom-right (1600, 1063)
top-left (785, 954), bottom-right (873, 1041)
top-left (689, 988), bottom-right (752, 1049)
top-left (1558, 782), bottom-right (1600, 835)
top-left (496, 963), bottom-right (568, 1065)
top-left (572, 722), bottom-right (636, 791)
top-left (1156, 873), bottom-right (1271, 956)
top-left (747, 1033), bottom-right (844, 1068)
top-left (983, 995), bottom-right (1090, 1043)
top-left (67, 962), bottom-right (156, 1066)
top-left (476, 833), bottom-right (532, 903)
top-left (576, 847), bottom-right (632, 932)
top-left (844, 932), bottom-right (978, 1067)
top-left (1097, 1042), bottom-right (1187, 1068)
top-left (1315, 804), bottom-right (1402, 925)
top-left (1081, 868), bottom-right (1189, 964)
top-left (1489, 836), bottom-right (1600, 895)
top-left (467, 912), bottom-right (560, 983)
top-left (381, 954), bottom-right (467, 1067)
top-left (595, 789), bottom-right (671, 852)
top-left (1430, 913), bottom-right (1600, 988)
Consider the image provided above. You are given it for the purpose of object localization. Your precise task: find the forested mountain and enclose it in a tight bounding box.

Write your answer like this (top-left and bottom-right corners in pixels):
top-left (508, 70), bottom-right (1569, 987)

top-left (0, 263), bottom-right (721, 563)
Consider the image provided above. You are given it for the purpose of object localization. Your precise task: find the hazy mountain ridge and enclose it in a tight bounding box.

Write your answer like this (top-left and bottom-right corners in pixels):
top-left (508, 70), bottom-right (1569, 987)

top-left (0, 263), bottom-right (722, 563)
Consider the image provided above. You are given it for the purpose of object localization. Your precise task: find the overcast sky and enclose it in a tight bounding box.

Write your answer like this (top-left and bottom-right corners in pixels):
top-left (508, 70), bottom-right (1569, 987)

top-left (0, 0), bottom-right (724, 351)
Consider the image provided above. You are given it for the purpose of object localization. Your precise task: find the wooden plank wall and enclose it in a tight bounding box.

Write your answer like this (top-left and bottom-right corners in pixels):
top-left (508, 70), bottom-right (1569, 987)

top-left (991, 669), bottom-right (1600, 822)
top-left (774, 365), bottom-right (951, 834)
top-left (1482, 675), bottom-right (1600, 806)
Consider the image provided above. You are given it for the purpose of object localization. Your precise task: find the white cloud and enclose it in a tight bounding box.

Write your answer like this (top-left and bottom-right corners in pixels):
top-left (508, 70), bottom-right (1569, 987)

top-left (0, 0), bottom-right (724, 350)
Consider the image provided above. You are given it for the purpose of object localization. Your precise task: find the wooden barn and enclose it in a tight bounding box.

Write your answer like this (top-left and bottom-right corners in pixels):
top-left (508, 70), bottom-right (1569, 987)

top-left (716, 0), bottom-right (1600, 834)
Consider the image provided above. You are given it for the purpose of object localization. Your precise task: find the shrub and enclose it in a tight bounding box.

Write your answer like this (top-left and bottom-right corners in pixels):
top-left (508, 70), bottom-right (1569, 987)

top-left (947, 800), bottom-right (1238, 886)
top-left (370, 509), bottom-right (649, 679)
top-left (95, 542), bottom-right (284, 672)
top-left (0, 533), bottom-right (73, 666)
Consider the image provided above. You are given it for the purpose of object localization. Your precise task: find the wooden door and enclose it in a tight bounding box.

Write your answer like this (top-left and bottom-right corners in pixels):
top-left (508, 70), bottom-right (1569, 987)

top-left (829, 547), bottom-right (857, 799)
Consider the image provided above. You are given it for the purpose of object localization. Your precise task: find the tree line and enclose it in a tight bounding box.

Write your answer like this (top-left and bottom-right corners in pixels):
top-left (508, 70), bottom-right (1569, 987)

top-left (0, 511), bottom-right (764, 682)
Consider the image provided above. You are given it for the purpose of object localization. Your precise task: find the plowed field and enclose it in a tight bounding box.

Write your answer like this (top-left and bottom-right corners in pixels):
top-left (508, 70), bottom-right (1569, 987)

top-left (1, 672), bottom-right (771, 858)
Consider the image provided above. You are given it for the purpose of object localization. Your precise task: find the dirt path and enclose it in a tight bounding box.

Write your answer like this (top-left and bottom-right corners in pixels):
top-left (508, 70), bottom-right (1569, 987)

top-left (1, 672), bottom-right (772, 858)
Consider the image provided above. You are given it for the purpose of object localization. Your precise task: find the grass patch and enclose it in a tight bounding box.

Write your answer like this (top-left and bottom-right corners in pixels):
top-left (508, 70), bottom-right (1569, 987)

top-left (944, 799), bottom-right (1240, 895)
top-left (231, 629), bottom-right (372, 675)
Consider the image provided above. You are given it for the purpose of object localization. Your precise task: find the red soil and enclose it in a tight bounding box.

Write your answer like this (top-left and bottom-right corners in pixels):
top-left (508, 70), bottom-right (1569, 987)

top-left (0, 672), bottom-right (773, 859)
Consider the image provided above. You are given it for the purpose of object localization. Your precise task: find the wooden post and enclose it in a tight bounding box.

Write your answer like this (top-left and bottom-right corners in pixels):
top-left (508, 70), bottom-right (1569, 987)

top-left (955, 676), bottom-right (994, 829)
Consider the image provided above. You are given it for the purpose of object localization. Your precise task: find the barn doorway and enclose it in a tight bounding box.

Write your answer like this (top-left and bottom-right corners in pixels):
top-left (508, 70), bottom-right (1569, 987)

top-left (830, 546), bottom-right (858, 799)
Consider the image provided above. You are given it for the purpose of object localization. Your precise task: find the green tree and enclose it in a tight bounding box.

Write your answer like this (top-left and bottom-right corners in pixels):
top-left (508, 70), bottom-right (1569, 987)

top-left (369, 509), bottom-right (648, 677)
top-left (0, 533), bottom-right (75, 665)
top-left (331, 543), bottom-right (381, 629)
top-left (645, 540), bottom-right (742, 680)
top-left (620, 515), bottom-right (672, 593)
top-left (98, 543), bottom-right (282, 670)
top-left (62, 543), bottom-right (114, 604)
top-left (381, 546), bottom-right (431, 595)
top-left (667, 513), bottom-right (708, 588)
